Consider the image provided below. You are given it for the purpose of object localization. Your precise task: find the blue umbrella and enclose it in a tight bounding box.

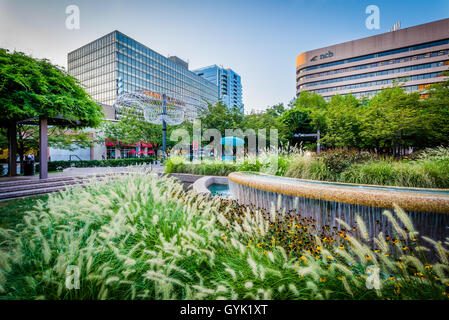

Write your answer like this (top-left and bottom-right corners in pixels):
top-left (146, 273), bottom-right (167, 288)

top-left (221, 136), bottom-right (244, 146)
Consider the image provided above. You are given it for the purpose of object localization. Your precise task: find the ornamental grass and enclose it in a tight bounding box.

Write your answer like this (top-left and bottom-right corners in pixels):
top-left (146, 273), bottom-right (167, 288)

top-left (0, 170), bottom-right (448, 299)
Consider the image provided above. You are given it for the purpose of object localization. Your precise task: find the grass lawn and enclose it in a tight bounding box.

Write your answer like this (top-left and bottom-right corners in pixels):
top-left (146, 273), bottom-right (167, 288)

top-left (0, 194), bottom-right (49, 230)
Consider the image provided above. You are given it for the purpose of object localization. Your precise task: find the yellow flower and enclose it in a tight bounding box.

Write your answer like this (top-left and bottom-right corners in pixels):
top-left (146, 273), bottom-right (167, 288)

top-left (425, 265), bottom-right (432, 269)
top-left (389, 276), bottom-right (395, 280)
top-left (365, 256), bottom-right (372, 261)
top-left (221, 235), bottom-right (227, 240)
top-left (327, 255), bottom-right (333, 260)
top-left (320, 277), bottom-right (326, 283)
top-left (402, 247), bottom-right (408, 251)
top-left (339, 246), bottom-right (345, 250)
top-left (443, 292), bottom-right (447, 296)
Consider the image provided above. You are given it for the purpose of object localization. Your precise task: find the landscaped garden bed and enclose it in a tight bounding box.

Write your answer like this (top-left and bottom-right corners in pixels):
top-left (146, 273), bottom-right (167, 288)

top-left (0, 172), bottom-right (448, 299)
top-left (165, 147), bottom-right (449, 189)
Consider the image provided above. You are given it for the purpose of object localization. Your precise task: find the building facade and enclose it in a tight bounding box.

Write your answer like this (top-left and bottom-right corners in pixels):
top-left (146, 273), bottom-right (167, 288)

top-left (296, 18), bottom-right (449, 101)
top-left (68, 30), bottom-right (219, 117)
top-left (63, 30), bottom-right (219, 160)
top-left (193, 65), bottom-right (244, 113)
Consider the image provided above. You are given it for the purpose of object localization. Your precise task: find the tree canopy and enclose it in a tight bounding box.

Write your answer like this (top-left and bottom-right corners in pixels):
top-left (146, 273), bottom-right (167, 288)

top-left (0, 48), bottom-right (103, 127)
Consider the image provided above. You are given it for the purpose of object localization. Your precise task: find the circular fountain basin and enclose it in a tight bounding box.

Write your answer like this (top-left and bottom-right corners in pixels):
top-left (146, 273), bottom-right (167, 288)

top-left (192, 175), bottom-right (230, 198)
top-left (228, 172), bottom-right (449, 214)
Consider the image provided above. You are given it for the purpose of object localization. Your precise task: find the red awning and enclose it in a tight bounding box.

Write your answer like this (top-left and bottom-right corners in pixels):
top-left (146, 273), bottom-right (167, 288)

top-left (127, 150), bottom-right (138, 153)
top-left (105, 138), bottom-right (118, 147)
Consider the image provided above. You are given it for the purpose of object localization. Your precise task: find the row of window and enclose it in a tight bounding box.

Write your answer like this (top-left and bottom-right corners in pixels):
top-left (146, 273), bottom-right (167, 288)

top-left (117, 55), bottom-right (217, 102)
top-left (321, 85), bottom-right (420, 101)
top-left (300, 61), bottom-right (447, 89)
top-left (300, 38), bottom-right (449, 72)
top-left (68, 32), bottom-right (115, 63)
top-left (117, 48), bottom-right (217, 100)
top-left (69, 52), bottom-right (115, 76)
top-left (299, 49), bottom-right (449, 80)
top-left (116, 34), bottom-right (217, 92)
top-left (308, 72), bottom-right (443, 94)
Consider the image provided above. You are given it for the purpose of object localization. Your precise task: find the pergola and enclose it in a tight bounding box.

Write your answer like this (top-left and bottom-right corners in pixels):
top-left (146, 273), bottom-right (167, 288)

top-left (8, 115), bottom-right (87, 179)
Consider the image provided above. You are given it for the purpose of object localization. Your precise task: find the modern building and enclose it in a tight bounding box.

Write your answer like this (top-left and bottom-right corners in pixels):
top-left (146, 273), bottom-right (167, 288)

top-left (193, 65), bottom-right (244, 113)
top-left (296, 18), bottom-right (449, 101)
top-left (61, 30), bottom-right (220, 160)
top-left (68, 30), bottom-right (219, 117)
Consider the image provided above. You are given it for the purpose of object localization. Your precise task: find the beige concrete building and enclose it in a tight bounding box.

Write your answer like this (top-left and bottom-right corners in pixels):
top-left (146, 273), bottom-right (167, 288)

top-left (296, 18), bottom-right (449, 100)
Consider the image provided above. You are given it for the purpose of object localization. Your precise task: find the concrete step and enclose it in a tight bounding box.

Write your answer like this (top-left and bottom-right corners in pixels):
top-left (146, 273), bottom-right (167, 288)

top-left (0, 179), bottom-right (83, 194)
top-left (0, 174), bottom-right (106, 188)
top-left (0, 183), bottom-right (83, 200)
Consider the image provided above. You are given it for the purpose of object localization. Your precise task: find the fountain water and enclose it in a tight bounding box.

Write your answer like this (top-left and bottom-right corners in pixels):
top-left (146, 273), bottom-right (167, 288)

top-left (228, 172), bottom-right (449, 242)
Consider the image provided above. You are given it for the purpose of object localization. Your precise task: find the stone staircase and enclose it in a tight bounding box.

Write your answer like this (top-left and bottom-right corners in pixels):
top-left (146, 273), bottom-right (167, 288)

top-left (0, 175), bottom-right (110, 201)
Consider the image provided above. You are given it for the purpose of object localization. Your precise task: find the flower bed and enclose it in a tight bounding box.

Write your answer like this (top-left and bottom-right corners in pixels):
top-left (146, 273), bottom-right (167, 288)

top-left (0, 173), bottom-right (448, 300)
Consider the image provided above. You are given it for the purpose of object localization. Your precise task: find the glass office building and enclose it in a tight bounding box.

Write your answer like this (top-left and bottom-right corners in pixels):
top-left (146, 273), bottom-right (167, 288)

top-left (193, 65), bottom-right (244, 113)
top-left (296, 18), bottom-right (449, 101)
top-left (68, 30), bottom-right (219, 119)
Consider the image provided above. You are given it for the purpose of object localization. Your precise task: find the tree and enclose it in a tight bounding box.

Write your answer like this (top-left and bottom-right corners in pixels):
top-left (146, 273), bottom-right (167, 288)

top-left (281, 92), bottom-right (327, 147)
top-left (243, 104), bottom-right (288, 147)
top-left (417, 75), bottom-right (449, 148)
top-left (0, 48), bottom-right (104, 175)
top-left (322, 94), bottom-right (363, 149)
top-left (359, 85), bottom-right (421, 155)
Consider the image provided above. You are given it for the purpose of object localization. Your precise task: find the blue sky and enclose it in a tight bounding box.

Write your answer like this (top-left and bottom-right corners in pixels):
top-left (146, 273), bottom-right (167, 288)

top-left (1, 0), bottom-right (448, 112)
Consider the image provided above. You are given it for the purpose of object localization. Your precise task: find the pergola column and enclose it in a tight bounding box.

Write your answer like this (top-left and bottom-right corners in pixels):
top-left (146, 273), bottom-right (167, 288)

top-left (39, 117), bottom-right (48, 179)
top-left (7, 123), bottom-right (18, 177)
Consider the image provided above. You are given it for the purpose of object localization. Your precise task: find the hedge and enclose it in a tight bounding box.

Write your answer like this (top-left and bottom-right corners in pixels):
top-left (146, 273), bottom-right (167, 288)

top-left (35, 158), bottom-right (154, 172)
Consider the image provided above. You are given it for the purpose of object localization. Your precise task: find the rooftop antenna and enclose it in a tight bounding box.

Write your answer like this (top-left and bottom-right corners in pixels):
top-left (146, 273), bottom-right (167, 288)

top-left (389, 21), bottom-right (401, 32)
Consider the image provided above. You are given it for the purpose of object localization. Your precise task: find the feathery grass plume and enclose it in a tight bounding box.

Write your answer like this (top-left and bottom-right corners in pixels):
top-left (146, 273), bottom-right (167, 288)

top-left (393, 204), bottom-right (418, 239)
top-left (247, 257), bottom-right (259, 278)
top-left (341, 276), bottom-right (354, 297)
top-left (421, 236), bottom-right (448, 264)
top-left (374, 232), bottom-right (390, 254)
top-left (269, 201), bottom-right (276, 223)
top-left (356, 215), bottom-right (369, 241)
top-left (383, 210), bottom-right (407, 239)
top-left (335, 218), bottom-right (351, 231)
top-left (288, 283), bottom-right (299, 296)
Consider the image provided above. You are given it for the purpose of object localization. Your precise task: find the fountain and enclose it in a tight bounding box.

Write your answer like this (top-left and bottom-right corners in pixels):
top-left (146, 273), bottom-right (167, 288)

top-left (228, 172), bottom-right (449, 242)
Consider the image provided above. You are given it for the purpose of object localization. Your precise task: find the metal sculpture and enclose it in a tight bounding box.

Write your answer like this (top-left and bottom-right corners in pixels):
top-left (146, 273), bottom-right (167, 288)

top-left (114, 90), bottom-right (206, 158)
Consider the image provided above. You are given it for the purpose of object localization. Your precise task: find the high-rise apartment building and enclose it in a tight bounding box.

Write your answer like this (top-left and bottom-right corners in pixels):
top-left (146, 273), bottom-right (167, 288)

top-left (193, 65), bottom-right (244, 113)
top-left (296, 18), bottom-right (449, 100)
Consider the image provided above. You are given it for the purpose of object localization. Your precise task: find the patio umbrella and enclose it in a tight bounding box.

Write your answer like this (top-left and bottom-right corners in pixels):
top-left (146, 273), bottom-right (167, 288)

top-left (220, 136), bottom-right (244, 146)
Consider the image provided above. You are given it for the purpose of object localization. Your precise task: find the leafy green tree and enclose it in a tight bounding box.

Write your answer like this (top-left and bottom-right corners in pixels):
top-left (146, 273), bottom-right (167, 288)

top-left (281, 92), bottom-right (327, 147)
top-left (0, 49), bottom-right (103, 126)
top-left (359, 85), bottom-right (421, 155)
top-left (0, 48), bottom-right (103, 174)
top-left (417, 75), bottom-right (449, 148)
top-left (322, 94), bottom-right (363, 148)
top-left (243, 104), bottom-right (289, 146)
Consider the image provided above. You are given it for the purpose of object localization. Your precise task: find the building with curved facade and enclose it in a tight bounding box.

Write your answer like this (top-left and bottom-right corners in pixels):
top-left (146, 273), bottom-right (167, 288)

top-left (296, 18), bottom-right (449, 101)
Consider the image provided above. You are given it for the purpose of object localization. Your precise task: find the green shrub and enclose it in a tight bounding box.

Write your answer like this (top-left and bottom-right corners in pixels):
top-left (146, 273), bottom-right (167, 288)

top-left (318, 149), bottom-right (376, 174)
top-left (285, 154), bottom-right (334, 181)
top-left (35, 158), bottom-right (154, 172)
top-left (340, 158), bottom-right (449, 188)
